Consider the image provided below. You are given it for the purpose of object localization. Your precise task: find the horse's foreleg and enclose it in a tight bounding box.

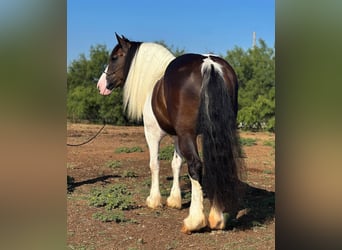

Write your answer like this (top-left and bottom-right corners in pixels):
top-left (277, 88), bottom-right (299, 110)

top-left (144, 127), bottom-right (164, 209)
top-left (143, 96), bottom-right (165, 209)
top-left (166, 137), bottom-right (182, 209)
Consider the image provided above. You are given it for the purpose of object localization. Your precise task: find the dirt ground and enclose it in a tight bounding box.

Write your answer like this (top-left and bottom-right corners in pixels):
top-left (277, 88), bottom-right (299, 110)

top-left (67, 123), bottom-right (275, 250)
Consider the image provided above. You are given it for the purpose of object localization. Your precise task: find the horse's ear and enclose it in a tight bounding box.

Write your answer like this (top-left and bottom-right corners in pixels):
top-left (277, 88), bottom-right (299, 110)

top-left (115, 33), bottom-right (130, 50)
top-left (115, 32), bottom-right (121, 42)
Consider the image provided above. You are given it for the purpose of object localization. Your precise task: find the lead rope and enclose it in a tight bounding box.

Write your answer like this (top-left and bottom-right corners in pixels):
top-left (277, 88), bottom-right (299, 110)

top-left (67, 70), bottom-right (110, 147)
top-left (67, 119), bottom-right (106, 146)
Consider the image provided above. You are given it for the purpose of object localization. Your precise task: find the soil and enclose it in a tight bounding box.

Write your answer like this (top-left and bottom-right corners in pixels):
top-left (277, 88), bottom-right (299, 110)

top-left (67, 123), bottom-right (275, 250)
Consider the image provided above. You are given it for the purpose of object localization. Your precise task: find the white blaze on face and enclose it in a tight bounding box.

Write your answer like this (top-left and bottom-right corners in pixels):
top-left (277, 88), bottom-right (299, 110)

top-left (97, 66), bottom-right (113, 96)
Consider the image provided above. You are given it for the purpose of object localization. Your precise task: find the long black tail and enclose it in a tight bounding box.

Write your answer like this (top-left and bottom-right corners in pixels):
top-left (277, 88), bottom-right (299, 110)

top-left (199, 63), bottom-right (243, 211)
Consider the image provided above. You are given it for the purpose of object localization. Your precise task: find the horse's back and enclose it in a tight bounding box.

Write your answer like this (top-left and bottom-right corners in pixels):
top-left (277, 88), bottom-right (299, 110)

top-left (152, 53), bottom-right (237, 136)
top-left (164, 54), bottom-right (206, 135)
top-left (164, 53), bottom-right (205, 90)
top-left (164, 53), bottom-right (237, 107)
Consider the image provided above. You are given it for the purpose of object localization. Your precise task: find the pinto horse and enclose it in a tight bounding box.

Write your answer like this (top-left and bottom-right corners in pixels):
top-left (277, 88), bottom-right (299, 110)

top-left (97, 34), bottom-right (243, 234)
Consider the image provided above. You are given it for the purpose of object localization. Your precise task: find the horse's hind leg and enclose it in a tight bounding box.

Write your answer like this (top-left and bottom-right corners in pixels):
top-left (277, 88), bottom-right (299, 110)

top-left (166, 137), bottom-right (182, 209)
top-left (178, 135), bottom-right (207, 234)
top-left (208, 199), bottom-right (225, 230)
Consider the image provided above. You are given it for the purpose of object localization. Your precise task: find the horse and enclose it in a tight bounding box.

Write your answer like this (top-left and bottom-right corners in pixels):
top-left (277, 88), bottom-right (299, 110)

top-left (97, 34), bottom-right (243, 234)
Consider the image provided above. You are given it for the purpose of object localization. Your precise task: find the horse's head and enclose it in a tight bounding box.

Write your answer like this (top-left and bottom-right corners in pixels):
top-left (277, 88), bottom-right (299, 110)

top-left (97, 33), bottom-right (133, 95)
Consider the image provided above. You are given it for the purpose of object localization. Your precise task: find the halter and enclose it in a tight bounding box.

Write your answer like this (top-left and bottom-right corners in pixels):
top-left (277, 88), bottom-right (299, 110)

top-left (102, 65), bottom-right (116, 76)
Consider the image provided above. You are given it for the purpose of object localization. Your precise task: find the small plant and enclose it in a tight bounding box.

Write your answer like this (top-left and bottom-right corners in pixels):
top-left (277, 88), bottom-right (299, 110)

top-left (263, 140), bottom-right (275, 148)
top-left (89, 184), bottom-right (137, 223)
top-left (160, 187), bottom-right (170, 197)
top-left (123, 170), bottom-right (138, 178)
top-left (89, 184), bottom-right (135, 210)
top-left (181, 190), bottom-right (191, 200)
top-left (142, 178), bottom-right (151, 187)
top-left (263, 169), bottom-right (274, 175)
top-left (92, 211), bottom-right (126, 223)
top-left (105, 160), bottom-right (122, 169)
top-left (159, 145), bottom-right (188, 163)
top-left (159, 145), bottom-right (174, 161)
top-left (115, 146), bottom-right (143, 153)
top-left (239, 137), bottom-right (257, 146)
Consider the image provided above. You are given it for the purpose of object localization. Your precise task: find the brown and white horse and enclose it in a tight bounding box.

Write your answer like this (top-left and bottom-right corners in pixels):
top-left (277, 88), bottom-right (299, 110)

top-left (97, 34), bottom-right (243, 234)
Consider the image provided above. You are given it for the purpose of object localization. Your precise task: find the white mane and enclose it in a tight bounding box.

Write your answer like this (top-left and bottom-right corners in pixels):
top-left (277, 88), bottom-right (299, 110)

top-left (123, 43), bottom-right (175, 121)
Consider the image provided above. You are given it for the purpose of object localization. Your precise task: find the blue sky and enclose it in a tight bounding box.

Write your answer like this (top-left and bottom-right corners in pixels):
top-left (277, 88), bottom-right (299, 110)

top-left (67, 0), bottom-right (274, 66)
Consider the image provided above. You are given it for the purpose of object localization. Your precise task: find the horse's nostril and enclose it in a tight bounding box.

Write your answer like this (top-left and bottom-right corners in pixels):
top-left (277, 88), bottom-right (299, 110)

top-left (107, 82), bottom-right (115, 90)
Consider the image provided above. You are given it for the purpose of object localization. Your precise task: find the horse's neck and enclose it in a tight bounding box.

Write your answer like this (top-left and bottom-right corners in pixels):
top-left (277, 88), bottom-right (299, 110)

top-left (123, 43), bottom-right (175, 121)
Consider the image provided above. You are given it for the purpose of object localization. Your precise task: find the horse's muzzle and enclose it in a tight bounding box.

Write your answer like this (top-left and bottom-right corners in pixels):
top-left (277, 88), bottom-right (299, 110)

top-left (106, 82), bottom-right (115, 90)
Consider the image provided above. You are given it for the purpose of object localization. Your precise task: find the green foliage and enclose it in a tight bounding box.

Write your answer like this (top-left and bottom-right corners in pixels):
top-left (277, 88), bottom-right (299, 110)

top-left (123, 171), bottom-right (138, 178)
top-left (239, 137), bottom-right (257, 146)
top-left (263, 140), bottom-right (275, 148)
top-left (159, 145), bottom-right (175, 161)
top-left (67, 44), bottom-right (133, 125)
top-left (105, 160), bottom-right (122, 169)
top-left (67, 40), bottom-right (275, 131)
top-left (225, 39), bottom-right (275, 131)
top-left (89, 184), bottom-right (137, 224)
top-left (89, 184), bottom-right (135, 210)
top-left (115, 146), bottom-right (143, 153)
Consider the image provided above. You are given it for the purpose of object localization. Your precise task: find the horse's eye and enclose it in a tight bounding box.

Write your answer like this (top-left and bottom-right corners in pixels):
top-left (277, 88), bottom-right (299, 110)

top-left (111, 56), bottom-right (118, 61)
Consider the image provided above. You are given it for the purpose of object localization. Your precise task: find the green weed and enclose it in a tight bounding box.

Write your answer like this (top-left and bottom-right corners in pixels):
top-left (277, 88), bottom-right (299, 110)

top-left (105, 160), bottom-right (122, 169)
top-left (123, 170), bottom-right (138, 178)
top-left (263, 169), bottom-right (274, 175)
top-left (160, 187), bottom-right (171, 197)
top-left (239, 137), bottom-right (257, 146)
top-left (159, 145), bottom-right (188, 163)
top-left (89, 184), bottom-right (135, 210)
top-left (263, 140), bottom-right (275, 148)
top-left (142, 178), bottom-right (151, 187)
top-left (115, 146), bottom-right (143, 153)
top-left (181, 190), bottom-right (191, 200)
top-left (89, 184), bottom-right (137, 223)
top-left (159, 145), bottom-right (174, 161)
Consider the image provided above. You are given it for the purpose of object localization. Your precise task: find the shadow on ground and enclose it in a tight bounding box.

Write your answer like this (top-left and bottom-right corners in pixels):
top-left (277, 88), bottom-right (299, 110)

top-left (67, 175), bottom-right (120, 193)
top-left (226, 182), bottom-right (275, 230)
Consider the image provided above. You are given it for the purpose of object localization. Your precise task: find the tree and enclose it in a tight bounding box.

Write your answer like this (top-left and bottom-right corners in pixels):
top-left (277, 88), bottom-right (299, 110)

top-left (67, 44), bottom-right (108, 90)
top-left (67, 44), bottom-right (131, 124)
top-left (225, 39), bottom-right (275, 131)
top-left (67, 40), bottom-right (275, 131)
top-left (67, 42), bottom-right (185, 125)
